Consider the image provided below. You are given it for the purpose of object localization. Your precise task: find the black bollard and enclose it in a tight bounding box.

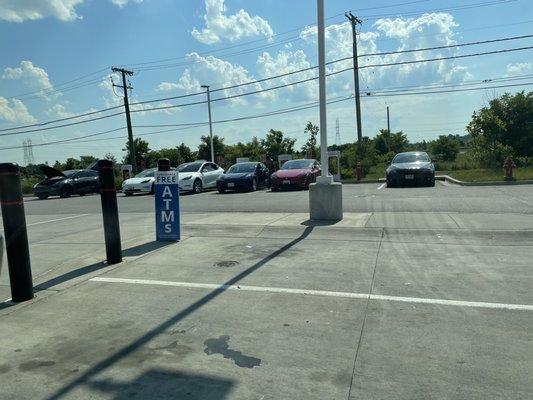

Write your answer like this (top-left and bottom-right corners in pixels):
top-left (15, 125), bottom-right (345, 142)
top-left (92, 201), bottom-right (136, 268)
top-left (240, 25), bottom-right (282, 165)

top-left (97, 159), bottom-right (122, 264)
top-left (157, 158), bottom-right (171, 172)
top-left (0, 163), bottom-right (33, 302)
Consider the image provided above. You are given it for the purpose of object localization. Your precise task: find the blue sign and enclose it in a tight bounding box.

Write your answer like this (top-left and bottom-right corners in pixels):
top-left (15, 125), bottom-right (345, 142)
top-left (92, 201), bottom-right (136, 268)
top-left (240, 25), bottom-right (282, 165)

top-left (155, 171), bottom-right (180, 241)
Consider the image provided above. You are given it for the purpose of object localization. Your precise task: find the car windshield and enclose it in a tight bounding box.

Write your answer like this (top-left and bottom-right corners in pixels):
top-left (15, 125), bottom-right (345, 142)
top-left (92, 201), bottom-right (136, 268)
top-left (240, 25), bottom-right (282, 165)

top-left (135, 169), bottom-right (156, 178)
top-left (178, 162), bottom-right (203, 172)
top-left (281, 160), bottom-right (314, 170)
top-left (63, 170), bottom-right (78, 178)
top-left (227, 163), bottom-right (256, 173)
top-left (392, 153), bottom-right (430, 163)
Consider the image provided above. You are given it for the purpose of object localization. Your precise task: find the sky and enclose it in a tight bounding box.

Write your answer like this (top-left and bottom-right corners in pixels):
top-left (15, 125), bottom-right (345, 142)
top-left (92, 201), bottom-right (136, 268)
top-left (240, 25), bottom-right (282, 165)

top-left (0, 0), bottom-right (532, 165)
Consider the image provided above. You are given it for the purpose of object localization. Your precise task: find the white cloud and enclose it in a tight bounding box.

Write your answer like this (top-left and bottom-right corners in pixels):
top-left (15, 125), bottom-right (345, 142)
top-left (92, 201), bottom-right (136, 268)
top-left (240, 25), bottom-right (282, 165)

top-left (47, 104), bottom-right (74, 118)
top-left (192, 0), bottom-right (273, 44)
top-left (158, 82), bottom-right (181, 92)
top-left (0, 0), bottom-right (142, 22)
top-left (2, 61), bottom-right (56, 99)
top-left (175, 52), bottom-right (267, 106)
top-left (0, 0), bottom-right (84, 22)
top-left (506, 62), bottom-right (532, 76)
top-left (0, 97), bottom-right (35, 123)
top-left (111, 0), bottom-right (143, 8)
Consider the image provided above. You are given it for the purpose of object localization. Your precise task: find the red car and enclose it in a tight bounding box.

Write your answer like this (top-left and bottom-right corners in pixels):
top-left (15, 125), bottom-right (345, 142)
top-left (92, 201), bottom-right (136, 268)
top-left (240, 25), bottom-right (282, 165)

top-left (270, 159), bottom-right (321, 191)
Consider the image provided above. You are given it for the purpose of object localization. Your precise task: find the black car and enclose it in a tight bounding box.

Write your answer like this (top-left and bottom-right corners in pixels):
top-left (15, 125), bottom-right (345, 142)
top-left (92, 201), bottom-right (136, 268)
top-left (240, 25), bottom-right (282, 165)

top-left (386, 151), bottom-right (435, 187)
top-left (34, 166), bottom-right (100, 199)
top-left (217, 162), bottom-right (270, 193)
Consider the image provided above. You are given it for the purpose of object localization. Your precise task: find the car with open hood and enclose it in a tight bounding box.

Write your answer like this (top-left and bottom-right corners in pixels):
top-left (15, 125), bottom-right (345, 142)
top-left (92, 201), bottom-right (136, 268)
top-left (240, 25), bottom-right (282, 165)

top-left (386, 151), bottom-right (435, 187)
top-left (34, 166), bottom-right (100, 199)
top-left (216, 162), bottom-right (270, 193)
top-left (270, 159), bottom-right (321, 191)
top-left (178, 161), bottom-right (224, 194)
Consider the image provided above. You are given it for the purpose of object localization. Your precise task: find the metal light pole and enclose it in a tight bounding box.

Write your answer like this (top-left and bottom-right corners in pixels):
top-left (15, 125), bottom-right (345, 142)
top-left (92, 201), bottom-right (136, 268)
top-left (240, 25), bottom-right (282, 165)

top-left (201, 84), bottom-right (215, 162)
top-left (316, 0), bottom-right (331, 184)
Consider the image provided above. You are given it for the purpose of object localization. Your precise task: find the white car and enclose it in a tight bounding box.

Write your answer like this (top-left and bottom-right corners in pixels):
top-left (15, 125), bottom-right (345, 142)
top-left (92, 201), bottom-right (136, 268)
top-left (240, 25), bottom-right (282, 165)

top-left (178, 161), bottom-right (224, 194)
top-left (122, 168), bottom-right (159, 196)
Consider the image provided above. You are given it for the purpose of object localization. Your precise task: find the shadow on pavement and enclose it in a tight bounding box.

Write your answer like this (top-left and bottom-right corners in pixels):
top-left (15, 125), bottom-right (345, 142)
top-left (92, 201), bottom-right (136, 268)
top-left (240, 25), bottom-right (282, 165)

top-left (35, 261), bottom-right (108, 291)
top-left (301, 219), bottom-right (340, 227)
top-left (87, 369), bottom-right (234, 399)
top-left (122, 241), bottom-right (173, 258)
top-left (35, 242), bottom-right (172, 291)
top-left (44, 225), bottom-right (315, 400)
top-left (0, 300), bottom-right (15, 311)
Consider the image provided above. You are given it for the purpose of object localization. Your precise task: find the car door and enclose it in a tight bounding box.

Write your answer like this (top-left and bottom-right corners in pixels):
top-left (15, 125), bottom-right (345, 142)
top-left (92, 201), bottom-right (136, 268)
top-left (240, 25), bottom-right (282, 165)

top-left (257, 163), bottom-right (268, 187)
top-left (71, 171), bottom-right (85, 193)
top-left (76, 171), bottom-right (92, 193)
top-left (210, 163), bottom-right (224, 186)
top-left (200, 163), bottom-right (215, 188)
top-left (86, 170), bottom-right (100, 192)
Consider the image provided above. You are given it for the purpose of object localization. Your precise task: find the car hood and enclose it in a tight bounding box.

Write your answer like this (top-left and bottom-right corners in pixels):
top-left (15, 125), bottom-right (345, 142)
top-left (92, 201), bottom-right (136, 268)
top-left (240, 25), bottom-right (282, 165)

top-left (390, 162), bottom-right (432, 170)
top-left (40, 165), bottom-right (66, 179)
top-left (274, 168), bottom-right (311, 178)
top-left (221, 172), bottom-right (253, 180)
top-left (123, 177), bottom-right (154, 185)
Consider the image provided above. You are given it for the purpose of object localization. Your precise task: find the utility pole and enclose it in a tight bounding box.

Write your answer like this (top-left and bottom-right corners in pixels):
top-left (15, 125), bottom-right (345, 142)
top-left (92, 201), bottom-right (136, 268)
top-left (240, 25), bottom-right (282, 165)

top-left (387, 106), bottom-right (390, 133)
top-left (335, 118), bottom-right (341, 146)
top-left (111, 67), bottom-right (136, 173)
top-left (201, 85), bottom-right (215, 162)
top-left (345, 12), bottom-right (363, 145)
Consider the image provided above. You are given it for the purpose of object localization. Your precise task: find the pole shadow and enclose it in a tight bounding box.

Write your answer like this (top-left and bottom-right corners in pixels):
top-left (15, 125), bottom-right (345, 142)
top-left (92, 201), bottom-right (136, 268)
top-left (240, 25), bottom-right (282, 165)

top-left (45, 226), bottom-right (315, 400)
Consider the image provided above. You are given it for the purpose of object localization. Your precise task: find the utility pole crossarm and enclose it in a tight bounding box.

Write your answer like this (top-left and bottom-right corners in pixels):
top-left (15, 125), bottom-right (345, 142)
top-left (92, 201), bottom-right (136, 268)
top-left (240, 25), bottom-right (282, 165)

top-left (111, 66), bottom-right (136, 173)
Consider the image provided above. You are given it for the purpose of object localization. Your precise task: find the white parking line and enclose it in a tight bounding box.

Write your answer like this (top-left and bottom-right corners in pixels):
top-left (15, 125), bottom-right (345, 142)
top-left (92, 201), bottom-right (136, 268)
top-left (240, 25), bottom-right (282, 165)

top-left (89, 277), bottom-right (533, 311)
top-left (27, 214), bottom-right (90, 227)
top-left (377, 183), bottom-right (386, 190)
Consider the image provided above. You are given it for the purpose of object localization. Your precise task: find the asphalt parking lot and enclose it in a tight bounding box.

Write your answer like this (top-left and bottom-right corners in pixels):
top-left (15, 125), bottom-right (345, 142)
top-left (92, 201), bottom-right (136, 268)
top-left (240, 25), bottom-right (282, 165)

top-left (1, 182), bottom-right (532, 399)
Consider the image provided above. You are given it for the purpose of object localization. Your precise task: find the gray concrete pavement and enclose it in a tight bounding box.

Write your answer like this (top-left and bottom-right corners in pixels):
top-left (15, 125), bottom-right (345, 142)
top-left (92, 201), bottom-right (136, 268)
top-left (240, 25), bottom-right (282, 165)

top-left (0, 183), bottom-right (532, 399)
top-left (18, 181), bottom-right (533, 215)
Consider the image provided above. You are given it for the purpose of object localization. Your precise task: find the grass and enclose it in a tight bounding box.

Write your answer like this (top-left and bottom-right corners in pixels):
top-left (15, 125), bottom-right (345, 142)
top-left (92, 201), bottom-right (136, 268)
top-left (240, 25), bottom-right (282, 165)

top-left (438, 166), bottom-right (533, 182)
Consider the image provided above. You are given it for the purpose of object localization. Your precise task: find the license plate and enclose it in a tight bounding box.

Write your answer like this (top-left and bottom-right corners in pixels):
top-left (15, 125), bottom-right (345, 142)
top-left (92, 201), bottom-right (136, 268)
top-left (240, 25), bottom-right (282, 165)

top-left (228, 182), bottom-right (235, 188)
top-left (283, 180), bottom-right (291, 185)
top-left (405, 174), bottom-right (414, 179)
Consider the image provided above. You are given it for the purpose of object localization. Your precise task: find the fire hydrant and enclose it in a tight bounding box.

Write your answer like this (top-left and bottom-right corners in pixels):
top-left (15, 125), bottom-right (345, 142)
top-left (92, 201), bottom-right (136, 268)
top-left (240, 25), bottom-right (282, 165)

top-left (503, 156), bottom-right (516, 181)
top-left (356, 162), bottom-right (364, 182)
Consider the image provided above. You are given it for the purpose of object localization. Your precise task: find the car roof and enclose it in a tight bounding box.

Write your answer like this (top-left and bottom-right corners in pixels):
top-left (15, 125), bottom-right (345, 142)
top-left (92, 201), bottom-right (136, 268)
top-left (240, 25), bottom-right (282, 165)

top-left (395, 151), bottom-right (428, 156)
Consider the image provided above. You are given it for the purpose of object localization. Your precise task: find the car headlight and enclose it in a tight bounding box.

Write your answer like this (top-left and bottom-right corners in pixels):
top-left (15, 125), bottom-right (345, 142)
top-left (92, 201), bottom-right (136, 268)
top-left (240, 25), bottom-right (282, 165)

top-left (33, 183), bottom-right (39, 188)
top-left (246, 173), bottom-right (254, 178)
top-left (181, 176), bottom-right (192, 181)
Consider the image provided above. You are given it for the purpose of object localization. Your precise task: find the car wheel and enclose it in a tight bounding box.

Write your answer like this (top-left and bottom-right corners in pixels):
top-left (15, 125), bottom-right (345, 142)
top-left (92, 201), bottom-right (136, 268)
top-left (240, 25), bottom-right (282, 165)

top-left (60, 186), bottom-right (73, 198)
top-left (429, 178), bottom-right (435, 187)
top-left (386, 179), bottom-right (394, 188)
top-left (251, 179), bottom-right (257, 192)
top-left (78, 192), bottom-right (85, 196)
top-left (271, 186), bottom-right (279, 192)
top-left (37, 194), bottom-right (48, 200)
top-left (193, 179), bottom-right (203, 194)
top-left (218, 187), bottom-right (226, 194)
top-left (125, 192), bottom-right (133, 196)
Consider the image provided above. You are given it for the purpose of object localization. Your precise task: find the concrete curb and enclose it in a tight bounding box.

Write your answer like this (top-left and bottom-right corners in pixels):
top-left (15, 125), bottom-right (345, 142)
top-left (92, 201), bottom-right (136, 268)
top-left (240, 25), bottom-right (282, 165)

top-left (436, 175), bottom-right (533, 186)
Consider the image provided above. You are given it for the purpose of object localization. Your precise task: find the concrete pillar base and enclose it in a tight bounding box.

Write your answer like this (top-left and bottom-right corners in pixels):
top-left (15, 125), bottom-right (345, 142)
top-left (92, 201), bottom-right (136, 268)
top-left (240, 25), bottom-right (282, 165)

top-left (309, 182), bottom-right (343, 221)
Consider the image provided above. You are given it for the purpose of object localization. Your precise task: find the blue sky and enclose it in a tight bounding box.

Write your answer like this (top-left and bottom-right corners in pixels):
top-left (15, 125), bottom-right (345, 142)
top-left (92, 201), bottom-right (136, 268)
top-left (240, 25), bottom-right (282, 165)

top-left (0, 0), bottom-right (532, 165)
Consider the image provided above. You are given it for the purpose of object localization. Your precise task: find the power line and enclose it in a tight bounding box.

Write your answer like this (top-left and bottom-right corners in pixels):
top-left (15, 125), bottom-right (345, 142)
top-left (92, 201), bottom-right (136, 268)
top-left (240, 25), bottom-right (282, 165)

top-left (2, 40), bottom-right (532, 135)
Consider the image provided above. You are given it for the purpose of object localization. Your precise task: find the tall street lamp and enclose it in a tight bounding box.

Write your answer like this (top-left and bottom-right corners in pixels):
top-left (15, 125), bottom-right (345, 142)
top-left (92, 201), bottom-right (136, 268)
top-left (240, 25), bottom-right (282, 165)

top-left (201, 84), bottom-right (215, 162)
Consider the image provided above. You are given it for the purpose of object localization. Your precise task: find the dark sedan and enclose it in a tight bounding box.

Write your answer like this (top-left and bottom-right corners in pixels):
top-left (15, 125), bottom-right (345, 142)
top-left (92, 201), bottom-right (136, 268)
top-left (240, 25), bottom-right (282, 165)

top-left (217, 162), bottom-right (270, 193)
top-left (386, 151), bottom-right (435, 187)
top-left (34, 166), bottom-right (100, 199)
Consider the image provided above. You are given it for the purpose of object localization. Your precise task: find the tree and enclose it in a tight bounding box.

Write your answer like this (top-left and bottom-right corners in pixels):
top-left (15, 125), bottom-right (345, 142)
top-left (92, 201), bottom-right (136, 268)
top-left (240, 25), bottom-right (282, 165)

top-left (104, 152), bottom-right (117, 164)
top-left (198, 135), bottom-right (225, 161)
top-left (301, 121), bottom-right (319, 157)
top-left (467, 91), bottom-right (532, 156)
top-left (429, 135), bottom-right (460, 161)
top-left (177, 143), bottom-right (195, 163)
top-left (123, 138), bottom-right (150, 171)
top-left (260, 129), bottom-right (296, 164)
top-left (64, 157), bottom-right (81, 170)
top-left (373, 129), bottom-right (408, 156)
top-left (79, 155), bottom-right (98, 168)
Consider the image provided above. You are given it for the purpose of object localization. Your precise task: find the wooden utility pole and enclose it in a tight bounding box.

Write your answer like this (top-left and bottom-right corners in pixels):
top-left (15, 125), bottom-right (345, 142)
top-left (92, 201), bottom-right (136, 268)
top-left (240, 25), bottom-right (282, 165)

top-left (111, 67), bottom-right (136, 173)
top-left (387, 106), bottom-right (390, 133)
top-left (345, 12), bottom-right (363, 145)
